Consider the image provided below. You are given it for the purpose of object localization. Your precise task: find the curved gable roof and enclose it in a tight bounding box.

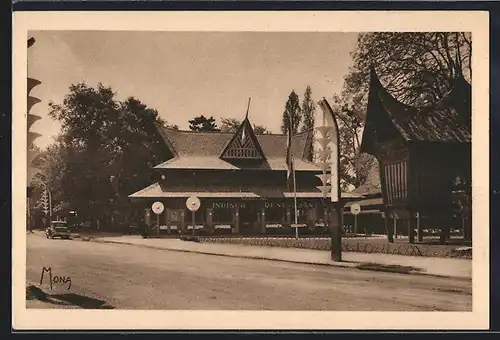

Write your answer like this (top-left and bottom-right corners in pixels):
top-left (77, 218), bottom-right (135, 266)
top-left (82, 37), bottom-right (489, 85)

top-left (361, 67), bottom-right (472, 155)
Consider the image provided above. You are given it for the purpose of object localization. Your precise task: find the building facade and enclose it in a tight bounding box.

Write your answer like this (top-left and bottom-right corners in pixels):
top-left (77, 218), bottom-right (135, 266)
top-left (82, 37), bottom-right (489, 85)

top-left (360, 67), bottom-right (472, 244)
top-left (129, 116), bottom-right (356, 234)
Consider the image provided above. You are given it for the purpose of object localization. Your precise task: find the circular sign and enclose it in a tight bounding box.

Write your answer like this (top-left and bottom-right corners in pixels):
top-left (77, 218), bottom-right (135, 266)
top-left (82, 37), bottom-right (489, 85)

top-left (350, 203), bottom-right (361, 215)
top-left (151, 201), bottom-right (165, 215)
top-left (186, 196), bottom-right (201, 212)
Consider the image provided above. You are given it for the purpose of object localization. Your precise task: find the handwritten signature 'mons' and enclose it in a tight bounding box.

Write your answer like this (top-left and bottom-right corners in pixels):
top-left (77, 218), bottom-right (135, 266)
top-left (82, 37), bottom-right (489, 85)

top-left (39, 267), bottom-right (72, 290)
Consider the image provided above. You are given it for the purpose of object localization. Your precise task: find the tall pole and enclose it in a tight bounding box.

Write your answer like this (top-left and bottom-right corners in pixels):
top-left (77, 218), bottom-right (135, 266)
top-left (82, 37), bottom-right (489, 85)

top-left (246, 97), bottom-right (251, 118)
top-left (27, 197), bottom-right (32, 232)
top-left (192, 210), bottom-right (196, 236)
top-left (292, 156), bottom-right (299, 239)
top-left (156, 213), bottom-right (160, 237)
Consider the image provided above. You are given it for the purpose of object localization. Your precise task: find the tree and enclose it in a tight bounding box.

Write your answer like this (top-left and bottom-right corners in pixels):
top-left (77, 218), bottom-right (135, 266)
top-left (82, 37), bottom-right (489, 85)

top-left (188, 115), bottom-right (219, 131)
top-left (301, 86), bottom-right (316, 161)
top-left (344, 32), bottom-right (471, 108)
top-left (46, 83), bottom-right (168, 229)
top-left (252, 124), bottom-right (270, 135)
top-left (220, 118), bottom-right (240, 133)
top-left (157, 116), bottom-right (179, 130)
top-left (220, 117), bottom-right (270, 134)
top-left (323, 95), bottom-right (376, 191)
top-left (281, 90), bottom-right (301, 135)
top-left (300, 86), bottom-right (315, 133)
top-left (32, 140), bottom-right (67, 214)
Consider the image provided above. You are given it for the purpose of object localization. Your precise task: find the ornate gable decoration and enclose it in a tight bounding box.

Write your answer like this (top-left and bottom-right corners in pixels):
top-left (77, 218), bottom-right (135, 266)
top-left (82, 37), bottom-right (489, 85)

top-left (220, 118), bottom-right (266, 160)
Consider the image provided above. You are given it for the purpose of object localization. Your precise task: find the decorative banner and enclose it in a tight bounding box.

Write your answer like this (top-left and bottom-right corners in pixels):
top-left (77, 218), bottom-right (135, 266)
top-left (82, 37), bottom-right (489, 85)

top-left (27, 38), bottom-right (42, 188)
top-left (41, 189), bottom-right (49, 215)
top-left (314, 124), bottom-right (331, 200)
top-left (315, 162), bottom-right (330, 172)
top-left (315, 126), bottom-right (334, 139)
top-left (317, 98), bottom-right (340, 203)
top-left (316, 185), bottom-right (331, 196)
top-left (316, 148), bottom-right (331, 162)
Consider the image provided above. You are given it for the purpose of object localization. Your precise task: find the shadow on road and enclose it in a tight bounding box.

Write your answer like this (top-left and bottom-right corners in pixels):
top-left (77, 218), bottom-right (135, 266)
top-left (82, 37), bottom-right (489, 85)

top-left (50, 293), bottom-right (114, 309)
top-left (27, 285), bottom-right (114, 309)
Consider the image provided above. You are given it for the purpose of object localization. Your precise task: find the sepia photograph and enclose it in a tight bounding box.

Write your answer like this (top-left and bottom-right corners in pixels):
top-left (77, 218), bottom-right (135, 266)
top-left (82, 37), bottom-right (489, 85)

top-left (12, 11), bottom-right (489, 330)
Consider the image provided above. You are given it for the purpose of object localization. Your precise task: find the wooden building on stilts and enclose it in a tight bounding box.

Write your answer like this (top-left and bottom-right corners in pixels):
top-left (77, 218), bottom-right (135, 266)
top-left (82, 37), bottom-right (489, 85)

top-left (360, 66), bottom-right (472, 244)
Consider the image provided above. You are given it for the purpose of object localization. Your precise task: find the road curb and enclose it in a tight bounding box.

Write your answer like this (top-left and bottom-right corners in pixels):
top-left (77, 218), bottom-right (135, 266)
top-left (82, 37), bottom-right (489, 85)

top-left (89, 238), bottom-right (469, 280)
top-left (91, 238), bottom-right (356, 269)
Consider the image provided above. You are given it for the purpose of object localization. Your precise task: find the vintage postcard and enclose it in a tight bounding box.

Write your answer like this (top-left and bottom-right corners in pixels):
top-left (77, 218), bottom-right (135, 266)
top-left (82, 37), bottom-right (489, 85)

top-left (12, 10), bottom-right (490, 330)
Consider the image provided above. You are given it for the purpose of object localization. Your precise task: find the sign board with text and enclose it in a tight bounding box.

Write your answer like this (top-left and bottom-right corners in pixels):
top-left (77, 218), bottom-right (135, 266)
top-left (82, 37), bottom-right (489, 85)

top-left (350, 203), bottom-right (361, 215)
top-left (186, 196), bottom-right (201, 212)
top-left (151, 201), bottom-right (165, 215)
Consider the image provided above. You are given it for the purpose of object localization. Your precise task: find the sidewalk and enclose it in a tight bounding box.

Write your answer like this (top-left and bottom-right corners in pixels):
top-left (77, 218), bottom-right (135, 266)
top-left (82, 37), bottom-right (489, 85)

top-left (90, 235), bottom-right (471, 279)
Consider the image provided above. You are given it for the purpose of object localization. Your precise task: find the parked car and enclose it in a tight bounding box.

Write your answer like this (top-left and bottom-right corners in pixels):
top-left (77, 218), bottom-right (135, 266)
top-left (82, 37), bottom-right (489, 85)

top-left (46, 221), bottom-right (72, 239)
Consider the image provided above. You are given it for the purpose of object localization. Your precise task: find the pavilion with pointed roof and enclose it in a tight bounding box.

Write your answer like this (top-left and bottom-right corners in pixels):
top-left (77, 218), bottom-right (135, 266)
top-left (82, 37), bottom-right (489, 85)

top-left (129, 114), bottom-right (359, 235)
top-left (360, 66), bottom-right (472, 244)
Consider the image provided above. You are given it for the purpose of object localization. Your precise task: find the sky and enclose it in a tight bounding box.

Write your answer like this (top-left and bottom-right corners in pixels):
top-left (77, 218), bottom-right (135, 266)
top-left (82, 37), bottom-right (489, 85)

top-left (28, 31), bottom-right (359, 149)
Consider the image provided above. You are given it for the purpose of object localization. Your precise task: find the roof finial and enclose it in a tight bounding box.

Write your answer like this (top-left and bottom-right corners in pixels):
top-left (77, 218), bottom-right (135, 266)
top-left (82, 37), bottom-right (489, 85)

top-left (454, 49), bottom-right (464, 79)
top-left (245, 97), bottom-right (251, 120)
top-left (369, 64), bottom-right (379, 80)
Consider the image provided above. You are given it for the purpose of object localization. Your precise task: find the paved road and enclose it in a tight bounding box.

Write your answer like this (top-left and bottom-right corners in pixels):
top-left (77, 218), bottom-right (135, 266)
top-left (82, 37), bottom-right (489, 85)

top-left (26, 233), bottom-right (472, 311)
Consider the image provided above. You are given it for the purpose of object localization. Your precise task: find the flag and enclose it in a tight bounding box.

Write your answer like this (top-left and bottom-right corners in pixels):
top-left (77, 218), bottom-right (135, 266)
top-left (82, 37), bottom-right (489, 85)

top-left (285, 113), bottom-right (293, 182)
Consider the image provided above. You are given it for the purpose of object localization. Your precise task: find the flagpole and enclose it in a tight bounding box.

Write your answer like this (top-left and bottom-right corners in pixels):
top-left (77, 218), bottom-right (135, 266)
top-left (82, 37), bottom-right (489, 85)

top-left (292, 156), bottom-right (299, 239)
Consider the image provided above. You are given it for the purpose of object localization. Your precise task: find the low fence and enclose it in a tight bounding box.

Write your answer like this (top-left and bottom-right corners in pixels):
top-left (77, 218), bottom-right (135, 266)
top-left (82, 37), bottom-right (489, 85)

top-left (198, 236), bottom-right (472, 259)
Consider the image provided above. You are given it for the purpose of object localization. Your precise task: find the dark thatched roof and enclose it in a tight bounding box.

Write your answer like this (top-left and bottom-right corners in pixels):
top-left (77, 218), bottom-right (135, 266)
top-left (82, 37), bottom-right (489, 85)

top-left (361, 67), bottom-right (471, 155)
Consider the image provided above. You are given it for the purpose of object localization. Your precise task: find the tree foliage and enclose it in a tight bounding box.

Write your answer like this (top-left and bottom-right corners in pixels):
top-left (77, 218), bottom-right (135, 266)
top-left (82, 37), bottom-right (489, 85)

top-left (300, 86), bottom-right (315, 133)
top-left (334, 32), bottom-right (472, 190)
top-left (188, 115), bottom-right (219, 132)
top-left (300, 86), bottom-right (316, 161)
top-left (344, 32), bottom-right (471, 108)
top-left (220, 118), bottom-right (240, 133)
top-left (253, 124), bottom-right (270, 135)
top-left (281, 90), bottom-right (302, 135)
top-left (41, 83), bottom-right (170, 227)
top-left (330, 95), bottom-right (376, 191)
top-left (220, 117), bottom-right (270, 134)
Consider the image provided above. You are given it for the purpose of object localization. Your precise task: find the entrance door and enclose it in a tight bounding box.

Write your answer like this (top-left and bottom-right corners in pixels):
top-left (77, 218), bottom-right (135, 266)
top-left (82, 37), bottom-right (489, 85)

top-left (239, 205), bottom-right (259, 233)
